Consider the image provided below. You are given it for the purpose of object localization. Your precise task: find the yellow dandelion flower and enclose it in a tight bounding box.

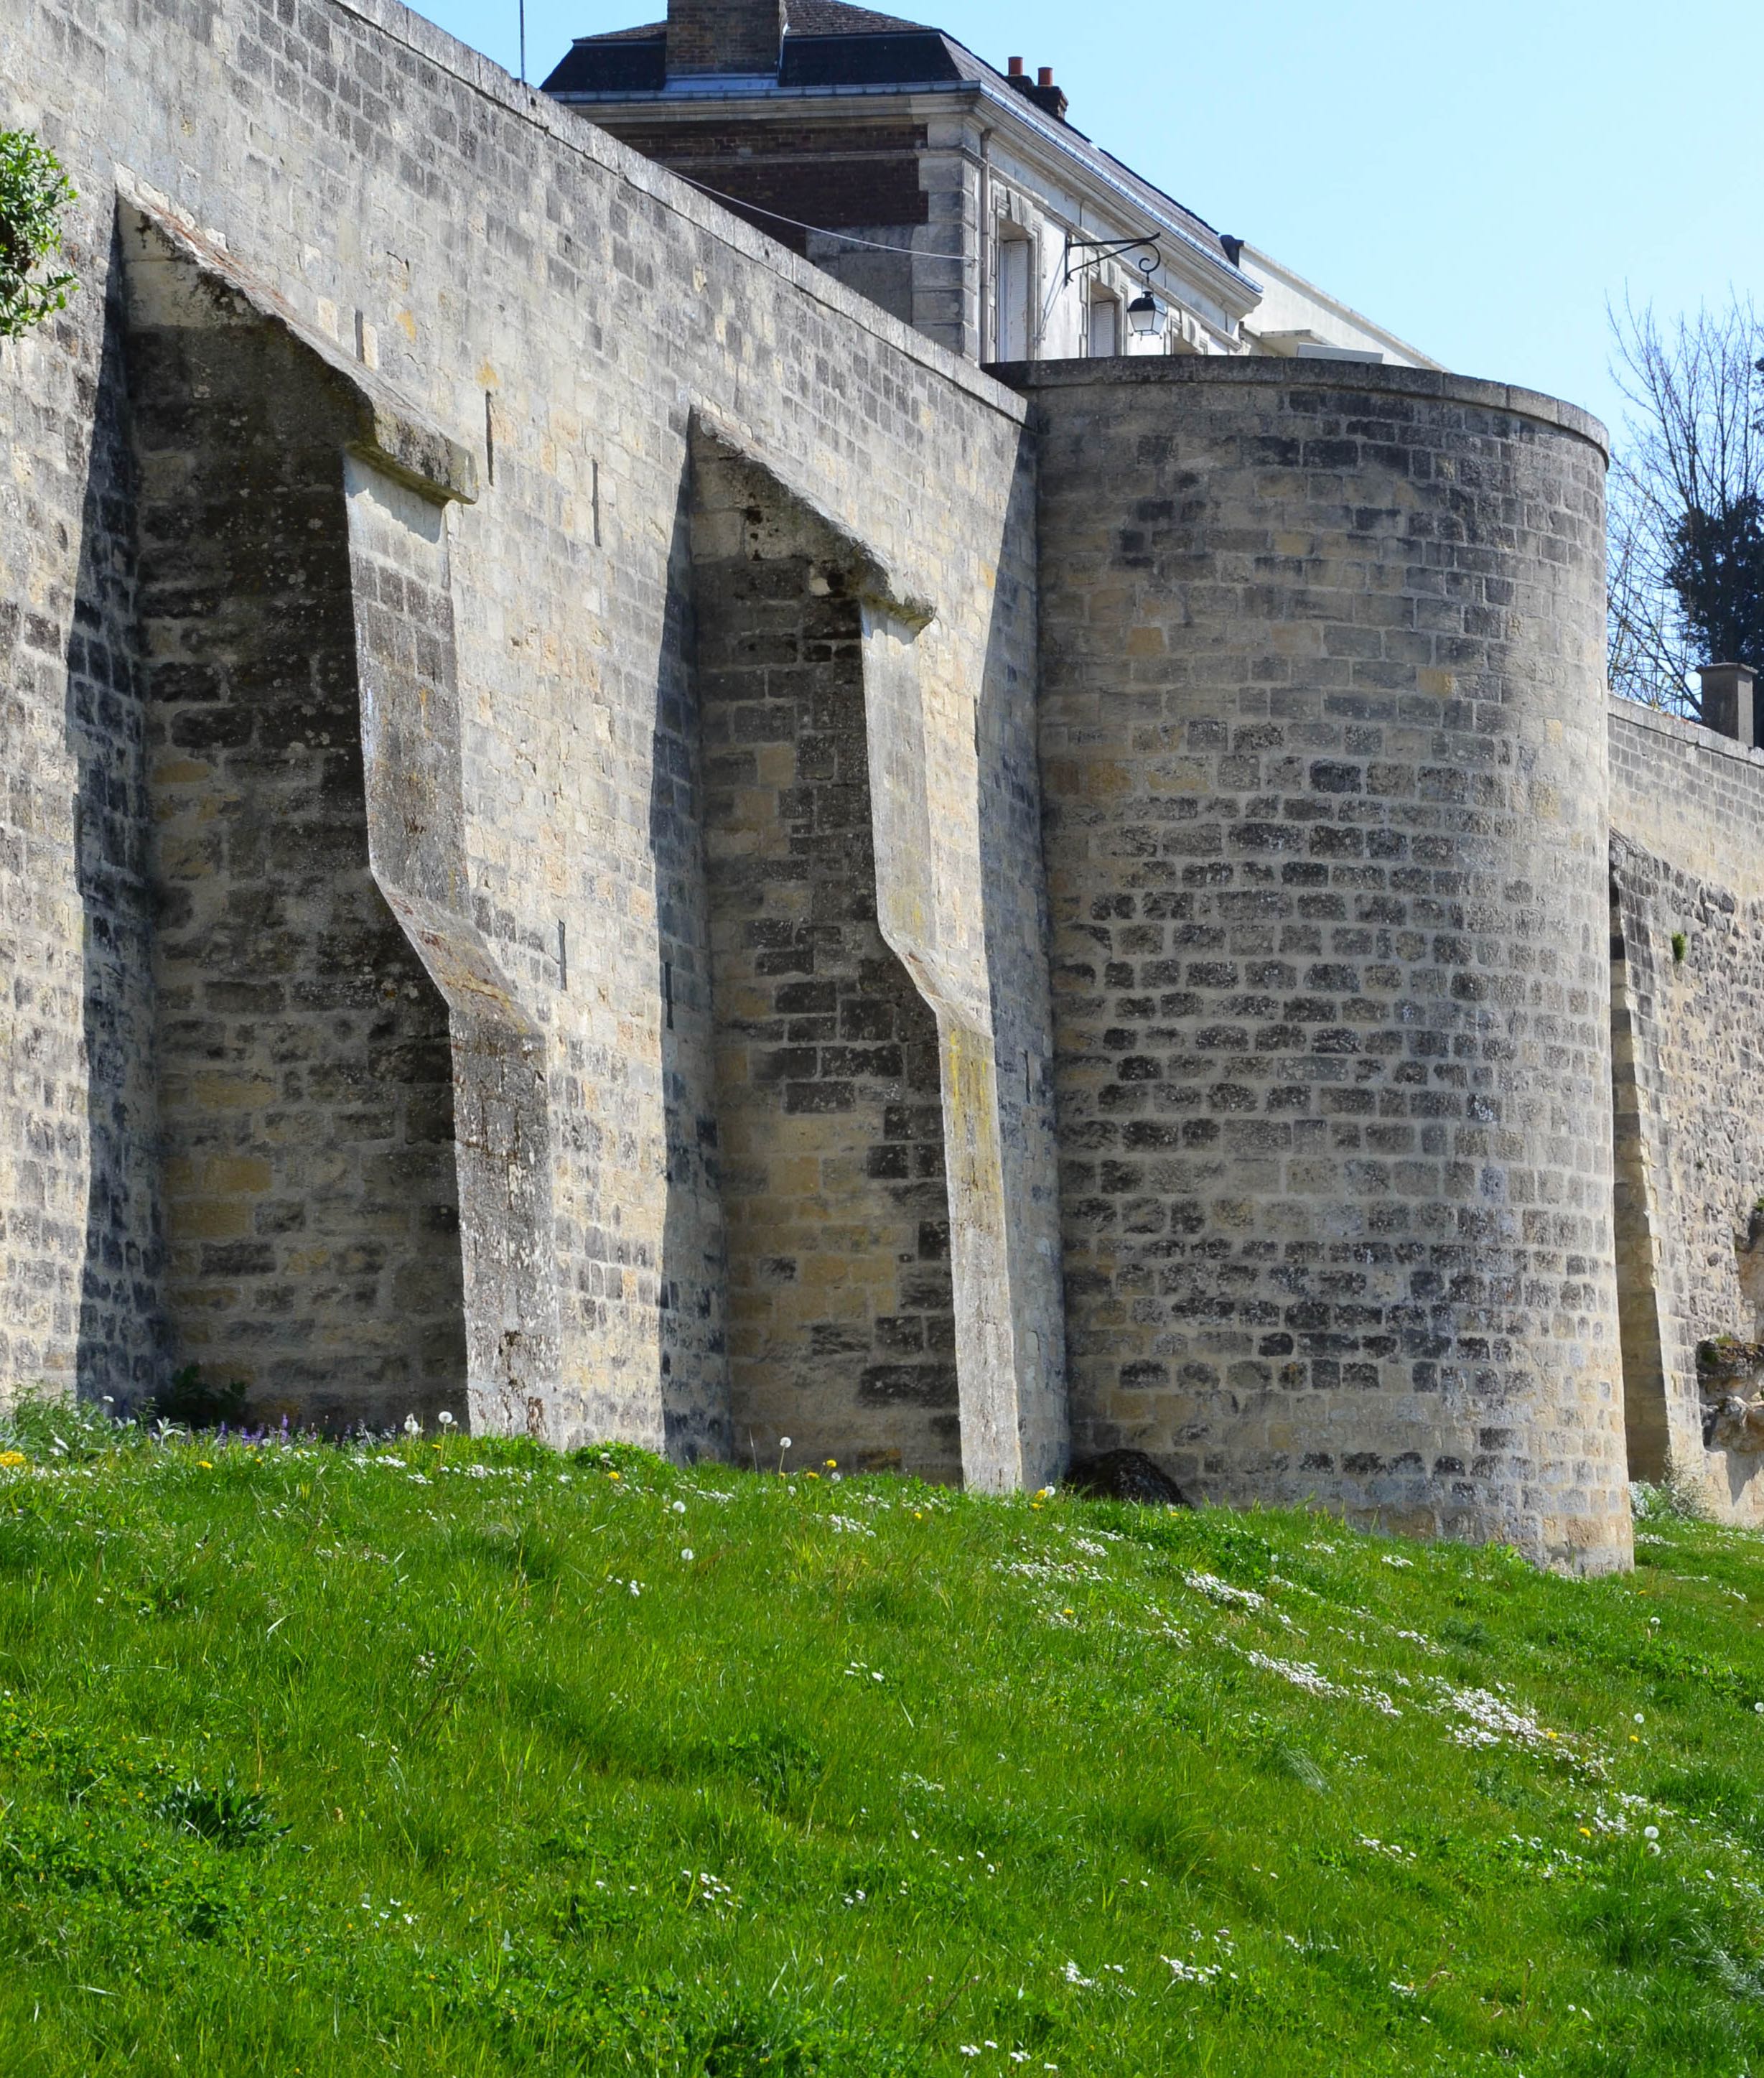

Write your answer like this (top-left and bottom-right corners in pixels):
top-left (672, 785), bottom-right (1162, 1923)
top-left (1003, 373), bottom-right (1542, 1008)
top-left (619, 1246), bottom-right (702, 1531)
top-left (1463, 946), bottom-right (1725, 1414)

top-left (197, 1459), bottom-right (214, 1470)
top-left (0, 1450), bottom-right (24, 1468)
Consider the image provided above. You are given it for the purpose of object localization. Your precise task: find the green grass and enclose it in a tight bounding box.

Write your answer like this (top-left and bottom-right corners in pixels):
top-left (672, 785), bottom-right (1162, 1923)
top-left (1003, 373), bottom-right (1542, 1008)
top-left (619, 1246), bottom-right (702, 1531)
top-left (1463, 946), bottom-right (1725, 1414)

top-left (4, 1405), bottom-right (1764, 2073)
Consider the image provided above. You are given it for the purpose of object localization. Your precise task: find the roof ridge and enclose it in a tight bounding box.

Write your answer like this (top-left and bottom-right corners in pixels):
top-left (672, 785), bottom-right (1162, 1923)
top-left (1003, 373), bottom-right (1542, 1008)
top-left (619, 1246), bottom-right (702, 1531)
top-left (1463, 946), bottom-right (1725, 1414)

top-left (576, 3), bottom-right (930, 45)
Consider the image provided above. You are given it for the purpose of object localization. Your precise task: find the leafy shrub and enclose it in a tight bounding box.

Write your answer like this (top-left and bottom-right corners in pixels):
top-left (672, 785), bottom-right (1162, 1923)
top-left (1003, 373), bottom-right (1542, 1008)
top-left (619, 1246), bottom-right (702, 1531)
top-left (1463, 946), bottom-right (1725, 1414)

top-left (1633, 1475), bottom-right (1709, 1525)
top-left (152, 1365), bottom-right (250, 1430)
top-left (0, 1384), bottom-right (128, 1461)
top-left (154, 1775), bottom-right (285, 1848)
top-left (0, 130), bottom-right (76, 339)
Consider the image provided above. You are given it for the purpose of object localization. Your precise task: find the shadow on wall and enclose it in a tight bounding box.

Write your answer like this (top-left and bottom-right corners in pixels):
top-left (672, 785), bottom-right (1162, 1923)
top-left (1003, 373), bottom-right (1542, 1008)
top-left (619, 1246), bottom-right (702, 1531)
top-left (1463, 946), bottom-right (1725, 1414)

top-left (67, 226), bottom-right (163, 1409)
top-left (113, 228), bottom-right (467, 1432)
top-left (650, 468), bottom-right (732, 1465)
top-left (645, 434), bottom-right (963, 1481)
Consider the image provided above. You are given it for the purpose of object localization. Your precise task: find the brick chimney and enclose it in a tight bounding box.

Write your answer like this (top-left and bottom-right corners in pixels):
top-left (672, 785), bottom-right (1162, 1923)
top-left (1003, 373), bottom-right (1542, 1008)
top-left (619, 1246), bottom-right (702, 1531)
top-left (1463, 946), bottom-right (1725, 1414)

top-left (667, 0), bottom-right (785, 75)
top-left (1698, 661), bottom-right (1758, 747)
top-left (1007, 60), bottom-right (1070, 123)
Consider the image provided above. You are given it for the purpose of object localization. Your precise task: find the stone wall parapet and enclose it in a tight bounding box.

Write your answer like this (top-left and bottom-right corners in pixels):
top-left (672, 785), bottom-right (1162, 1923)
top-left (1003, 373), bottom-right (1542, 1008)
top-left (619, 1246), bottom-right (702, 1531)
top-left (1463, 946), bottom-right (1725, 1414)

top-left (1001, 354), bottom-right (1608, 460)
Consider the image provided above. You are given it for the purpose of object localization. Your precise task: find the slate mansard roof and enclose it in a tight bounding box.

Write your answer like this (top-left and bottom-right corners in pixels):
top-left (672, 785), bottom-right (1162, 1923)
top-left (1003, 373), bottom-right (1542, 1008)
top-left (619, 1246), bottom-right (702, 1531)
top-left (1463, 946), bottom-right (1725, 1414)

top-left (545, 7), bottom-right (971, 98)
top-left (541, 4), bottom-right (1241, 284)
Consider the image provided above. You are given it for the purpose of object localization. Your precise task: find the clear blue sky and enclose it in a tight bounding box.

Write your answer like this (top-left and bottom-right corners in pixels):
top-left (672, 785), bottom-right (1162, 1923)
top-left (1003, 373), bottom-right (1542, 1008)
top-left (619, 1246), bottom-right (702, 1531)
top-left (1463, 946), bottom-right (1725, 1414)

top-left (409, 0), bottom-right (1764, 447)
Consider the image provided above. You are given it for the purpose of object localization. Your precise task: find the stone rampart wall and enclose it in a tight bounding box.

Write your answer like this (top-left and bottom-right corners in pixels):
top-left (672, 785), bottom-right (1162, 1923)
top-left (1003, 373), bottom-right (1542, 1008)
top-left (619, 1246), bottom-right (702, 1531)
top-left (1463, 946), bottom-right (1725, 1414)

top-left (1610, 699), bottom-right (1764, 1521)
top-left (0, 0), bottom-right (1063, 1482)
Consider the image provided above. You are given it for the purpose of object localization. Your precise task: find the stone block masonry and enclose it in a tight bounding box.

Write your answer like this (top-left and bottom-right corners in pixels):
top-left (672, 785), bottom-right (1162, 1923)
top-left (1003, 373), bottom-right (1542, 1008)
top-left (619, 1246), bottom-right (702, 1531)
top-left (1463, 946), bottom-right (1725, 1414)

top-left (1609, 700), bottom-right (1764, 1524)
top-left (1014, 358), bottom-right (1628, 1573)
top-left (12, 0), bottom-right (1756, 1568)
top-left (128, 264), bottom-right (465, 1430)
top-left (1, 0), bottom-right (1063, 1488)
top-left (691, 457), bottom-right (959, 1478)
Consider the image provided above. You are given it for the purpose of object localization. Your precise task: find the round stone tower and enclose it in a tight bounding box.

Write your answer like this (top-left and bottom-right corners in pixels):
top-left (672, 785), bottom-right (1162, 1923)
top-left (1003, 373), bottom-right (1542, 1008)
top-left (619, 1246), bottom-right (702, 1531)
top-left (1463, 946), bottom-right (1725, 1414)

top-left (1019, 358), bottom-right (1627, 1572)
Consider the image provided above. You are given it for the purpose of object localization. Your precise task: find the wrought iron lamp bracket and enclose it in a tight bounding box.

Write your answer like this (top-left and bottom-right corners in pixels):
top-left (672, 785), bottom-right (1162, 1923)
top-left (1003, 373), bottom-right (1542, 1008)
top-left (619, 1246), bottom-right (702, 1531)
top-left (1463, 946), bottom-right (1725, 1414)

top-left (1061, 232), bottom-right (1162, 289)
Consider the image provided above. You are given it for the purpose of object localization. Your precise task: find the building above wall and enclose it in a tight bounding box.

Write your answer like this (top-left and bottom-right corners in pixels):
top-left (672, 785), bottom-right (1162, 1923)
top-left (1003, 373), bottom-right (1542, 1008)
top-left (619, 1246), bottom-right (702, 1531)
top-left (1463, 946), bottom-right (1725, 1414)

top-left (543, 0), bottom-right (1426, 370)
top-left (1239, 242), bottom-right (1441, 371)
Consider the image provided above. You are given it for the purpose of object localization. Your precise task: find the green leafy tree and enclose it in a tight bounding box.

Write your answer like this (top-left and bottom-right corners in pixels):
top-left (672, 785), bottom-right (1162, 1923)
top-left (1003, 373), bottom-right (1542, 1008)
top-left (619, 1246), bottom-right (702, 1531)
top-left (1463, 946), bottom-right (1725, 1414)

top-left (0, 129), bottom-right (78, 340)
top-left (1666, 491), bottom-right (1764, 668)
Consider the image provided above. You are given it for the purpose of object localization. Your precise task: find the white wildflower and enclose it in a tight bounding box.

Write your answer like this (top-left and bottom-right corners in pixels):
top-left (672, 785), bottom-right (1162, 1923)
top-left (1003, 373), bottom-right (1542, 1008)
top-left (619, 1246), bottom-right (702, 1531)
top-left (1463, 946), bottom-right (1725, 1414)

top-left (1238, 1649), bottom-right (1345, 1700)
top-left (1184, 1570), bottom-right (1266, 1610)
top-left (1162, 1955), bottom-right (1221, 1985)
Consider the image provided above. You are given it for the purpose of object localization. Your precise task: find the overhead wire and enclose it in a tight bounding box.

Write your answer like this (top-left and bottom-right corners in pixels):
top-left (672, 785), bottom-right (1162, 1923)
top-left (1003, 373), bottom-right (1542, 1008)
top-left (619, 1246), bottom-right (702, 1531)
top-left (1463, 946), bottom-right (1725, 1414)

top-left (671, 172), bottom-right (971, 262)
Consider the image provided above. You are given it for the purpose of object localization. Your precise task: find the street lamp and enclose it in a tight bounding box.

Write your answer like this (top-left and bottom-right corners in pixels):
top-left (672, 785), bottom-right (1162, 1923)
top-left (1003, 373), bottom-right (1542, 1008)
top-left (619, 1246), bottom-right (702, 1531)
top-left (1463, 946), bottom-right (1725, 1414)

top-left (1125, 252), bottom-right (1165, 340)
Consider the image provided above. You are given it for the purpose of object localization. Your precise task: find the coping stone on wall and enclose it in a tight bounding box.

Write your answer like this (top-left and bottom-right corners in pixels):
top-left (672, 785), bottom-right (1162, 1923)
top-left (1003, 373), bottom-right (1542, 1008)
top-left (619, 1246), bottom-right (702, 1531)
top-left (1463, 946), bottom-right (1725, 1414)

top-left (117, 169), bottom-right (478, 508)
top-left (1610, 694), bottom-right (1764, 905)
top-left (994, 354), bottom-right (1609, 459)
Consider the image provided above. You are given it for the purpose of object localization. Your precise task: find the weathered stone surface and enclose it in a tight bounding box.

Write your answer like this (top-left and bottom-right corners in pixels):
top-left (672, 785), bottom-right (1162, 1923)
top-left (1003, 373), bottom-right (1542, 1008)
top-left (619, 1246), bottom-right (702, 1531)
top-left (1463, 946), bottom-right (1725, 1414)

top-left (1610, 702), bottom-right (1764, 1522)
top-left (129, 254), bottom-right (466, 1431)
top-left (0, 0), bottom-right (1062, 1481)
top-left (1015, 358), bottom-right (1627, 1573)
top-left (6, 0), bottom-right (1753, 1572)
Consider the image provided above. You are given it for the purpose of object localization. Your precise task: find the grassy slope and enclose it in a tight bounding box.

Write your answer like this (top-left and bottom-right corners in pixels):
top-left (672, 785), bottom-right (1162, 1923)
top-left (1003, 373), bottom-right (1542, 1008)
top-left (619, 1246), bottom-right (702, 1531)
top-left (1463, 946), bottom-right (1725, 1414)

top-left (3, 1410), bottom-right (1764, 2073)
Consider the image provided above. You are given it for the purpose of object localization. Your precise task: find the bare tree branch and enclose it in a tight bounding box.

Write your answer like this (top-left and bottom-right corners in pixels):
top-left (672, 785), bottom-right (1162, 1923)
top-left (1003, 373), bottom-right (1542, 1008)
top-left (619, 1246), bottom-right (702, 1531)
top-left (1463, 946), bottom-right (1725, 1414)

top-left (1607, 294), bottom-right (1764, 712)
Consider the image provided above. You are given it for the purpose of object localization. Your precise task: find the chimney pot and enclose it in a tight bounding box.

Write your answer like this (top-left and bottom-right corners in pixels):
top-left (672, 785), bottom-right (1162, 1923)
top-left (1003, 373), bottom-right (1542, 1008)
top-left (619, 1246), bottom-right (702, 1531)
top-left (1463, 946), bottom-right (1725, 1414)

top-left (1698, 661), bottom-right (1759, 748)
top-left (1038, 65), bottom-right (1054, 85)
top-left (1007, 55), bottom-right (1024, 76)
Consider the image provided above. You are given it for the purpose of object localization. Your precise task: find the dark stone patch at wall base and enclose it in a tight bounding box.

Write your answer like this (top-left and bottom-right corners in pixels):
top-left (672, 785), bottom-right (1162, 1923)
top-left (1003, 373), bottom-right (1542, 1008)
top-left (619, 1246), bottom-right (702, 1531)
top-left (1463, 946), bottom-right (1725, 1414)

top-left (1014, 357), bottom-right (1628, 1573)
